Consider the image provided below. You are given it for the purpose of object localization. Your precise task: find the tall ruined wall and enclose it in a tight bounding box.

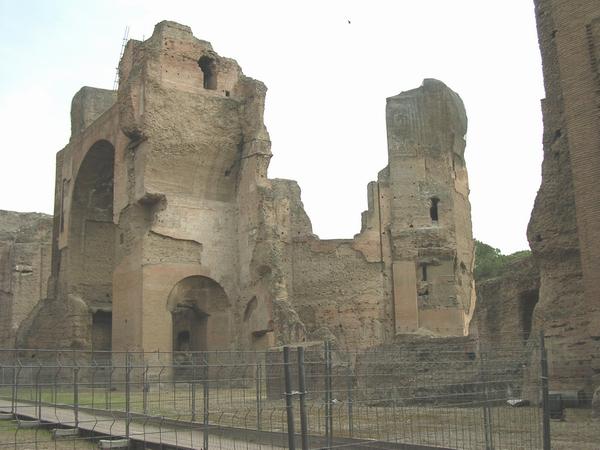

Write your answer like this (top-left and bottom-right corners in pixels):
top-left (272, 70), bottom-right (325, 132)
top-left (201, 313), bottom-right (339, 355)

top-left (529, 0), bottom-right (600, 391)
top-left (19, 21), bottom-right (282, 355)
top-left (381, 79), bottom-right (475, 336)
top-left (281, 79), bottom-right (475, 348)
top-left (471, 256), bottom-right (540, 351)
top-left (113, 22), bottom-right (244, 353)
top-left (0, 210), bottom-right (52, 348)
top-left (15, 23), bottom-right (476, 355)
top-left (20, 89), bottom-right (123, 350)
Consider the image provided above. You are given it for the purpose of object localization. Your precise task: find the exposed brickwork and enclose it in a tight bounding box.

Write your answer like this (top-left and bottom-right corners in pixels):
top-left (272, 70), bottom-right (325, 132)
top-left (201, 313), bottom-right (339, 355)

top-left (13, 21), bottom-right (477, 357)
top-left (530, 0), bottom-right (600, 391)
top-left (0, 210), bottom-right (52, 348)
top-left (471, 256), bottom-right (540, 351)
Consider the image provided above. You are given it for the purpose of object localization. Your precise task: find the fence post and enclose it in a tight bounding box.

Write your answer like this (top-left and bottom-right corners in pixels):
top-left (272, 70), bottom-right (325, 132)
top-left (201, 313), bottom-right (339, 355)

top-left (203, 352), bottom-right (209, 450)
top-left (297, 346), bottom-right (309, 450)
top-left (324, 341), bottom-right (333, 450)
top-left (11, 352), bottom-right (18, 415)
top-left (283, 346), bottom-right (296, 450)
top-left (35, 363), bottom-right (42, 421)
top-left (106, 361), bottom-right (111, 410)
top-left (73, 364), bottom-right (79, 429)
top-left (54, 354), bottom-right (61, 411)
top-left (125, 352), bottom-right (131, 442)
top-left (540, 331), bottom-right (551, 450)
top-left (191, 353), bottom-right (198, 422)
top-left (143, 362), bottom-right (149, 416)
top-left (479, 351), bottom-right (493, 450)
top-left (347, 365), bottom-right (353, 438)
top-left (324, 341), bottom-right (329, 449)
top-left (256, 360), bottom-right (262, 431)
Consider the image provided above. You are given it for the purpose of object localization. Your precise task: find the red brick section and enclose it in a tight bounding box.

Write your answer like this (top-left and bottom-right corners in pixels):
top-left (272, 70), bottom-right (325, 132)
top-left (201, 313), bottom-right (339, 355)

top-left (550, 0), bottom-right (600, 381)
top-left (532, 0), bottom-right (600, 388)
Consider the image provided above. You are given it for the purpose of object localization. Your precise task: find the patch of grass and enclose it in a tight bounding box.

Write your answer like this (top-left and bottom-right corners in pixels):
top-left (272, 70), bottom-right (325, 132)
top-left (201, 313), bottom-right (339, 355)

top-left (3, 387), bottom-right (599, 449)
top-left (0, 417), bottom-right (97, 449)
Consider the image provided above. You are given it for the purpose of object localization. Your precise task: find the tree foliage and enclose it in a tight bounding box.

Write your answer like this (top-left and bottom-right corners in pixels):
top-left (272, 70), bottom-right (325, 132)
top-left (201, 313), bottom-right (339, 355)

top-left (473, 240), bottom-right (531, 281)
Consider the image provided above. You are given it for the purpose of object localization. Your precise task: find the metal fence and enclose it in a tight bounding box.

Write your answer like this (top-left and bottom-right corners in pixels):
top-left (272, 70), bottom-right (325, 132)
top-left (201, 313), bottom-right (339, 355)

top-left (0, 333), bottom-right (597, 449)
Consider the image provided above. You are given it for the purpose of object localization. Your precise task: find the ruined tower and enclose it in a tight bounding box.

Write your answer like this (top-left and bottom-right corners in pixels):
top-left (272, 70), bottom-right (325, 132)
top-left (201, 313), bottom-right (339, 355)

top-left (268, 80), bottom-right (476, 348)
top-left (380, 79), bottom-right (475, 336)
top-left (287, 80), bottom-right (476, 346)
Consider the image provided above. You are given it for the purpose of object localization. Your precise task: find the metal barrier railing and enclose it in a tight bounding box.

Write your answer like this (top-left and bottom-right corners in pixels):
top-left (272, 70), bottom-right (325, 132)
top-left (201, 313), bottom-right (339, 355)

top-left (0, 333), bottom-right (597, 449)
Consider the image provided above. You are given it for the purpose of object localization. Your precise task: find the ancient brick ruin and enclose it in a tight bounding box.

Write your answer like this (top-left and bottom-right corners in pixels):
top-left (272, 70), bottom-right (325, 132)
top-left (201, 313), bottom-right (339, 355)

top-left (1, 21), bottom-right (475, 356)
top-left (1, 0), bottom-right (599, 401)
top-left (469, 0), bottom-right (600, 395)
top-left (0, 211), bottom-right (52, 348)
top-left (527, 0), bottom-right (600, 391)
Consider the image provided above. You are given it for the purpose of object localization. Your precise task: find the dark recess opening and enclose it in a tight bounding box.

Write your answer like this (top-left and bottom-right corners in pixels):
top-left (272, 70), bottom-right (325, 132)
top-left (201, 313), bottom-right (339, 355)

top-left (198, 56), bottom-right (217, 90)
top-left (519, 289), bottom-right (539, 342)
top-left (430, 197), bottom-right (440, 222)
top-left (421, 263), bottom-right (428, 281)
top-left (176, 330), bottom-right (191, 351)
top-left (92, 311), bottom-right (112, 357)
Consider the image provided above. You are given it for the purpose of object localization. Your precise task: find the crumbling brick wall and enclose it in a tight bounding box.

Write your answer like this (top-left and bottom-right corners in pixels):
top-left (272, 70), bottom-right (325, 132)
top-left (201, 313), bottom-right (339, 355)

top-left (0, 210), bottom-right (52, 348)
top-left (15, 22), bottom-right (477, 357)
top-left (529, 0), bottom-right (600, 391)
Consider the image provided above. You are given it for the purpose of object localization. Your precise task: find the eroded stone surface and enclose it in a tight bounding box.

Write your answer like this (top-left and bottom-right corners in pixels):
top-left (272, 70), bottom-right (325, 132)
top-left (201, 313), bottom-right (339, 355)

top-left (529, 0), bottom-right (600, 392)
top-left (13, 21), bottom-right (476, 357)
top-left (592, 386), bottom-right (600, 419)
top-left (0, 210), bottom-right (52, 348)
top-left (471, 256), bottom-right (540, 350)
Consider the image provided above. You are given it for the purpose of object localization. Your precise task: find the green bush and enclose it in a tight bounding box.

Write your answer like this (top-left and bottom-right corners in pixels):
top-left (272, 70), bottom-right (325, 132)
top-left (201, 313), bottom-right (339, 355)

top-left (474, 240), bottom-right (531, 281)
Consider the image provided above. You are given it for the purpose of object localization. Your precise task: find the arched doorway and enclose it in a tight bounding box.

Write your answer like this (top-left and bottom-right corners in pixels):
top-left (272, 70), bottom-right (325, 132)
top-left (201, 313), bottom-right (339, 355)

top-left (167, 276), bottom-right (232, 353)
top-left (198, 56), bottom-right (217, 90)
top-left (69, 140), bottom-right (116, 351)
top-left (519, 289), bottom-right (539, 343)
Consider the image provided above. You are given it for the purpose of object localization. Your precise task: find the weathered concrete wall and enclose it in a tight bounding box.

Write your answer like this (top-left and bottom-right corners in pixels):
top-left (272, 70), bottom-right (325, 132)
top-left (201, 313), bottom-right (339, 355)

top-left (16, 22), bottom-right (476, 356)
top-left (275, 80), bottom-right (476, 349)
top-left (375, 80), bottom-right (475, 337)
top-left (0, 210), bottom-right (52, 348)
top-left (291, 238), bottom-right (387, 349)
top-left (70, 87), bottom-right (117, 136)
top-left (470, 256), bottom-right (540, 350)
top-left (19, 21), bottom-right (282, 355)
top-left (529, 0), bottom-right (600, 391)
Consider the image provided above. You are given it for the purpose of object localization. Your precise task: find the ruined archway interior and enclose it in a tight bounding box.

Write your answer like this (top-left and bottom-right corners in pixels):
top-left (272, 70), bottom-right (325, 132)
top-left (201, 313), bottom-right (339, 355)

top-left (92, 310), bottom-right (112, 356)
top-left (69, 140), bottom-right (116, 350)
top-left (198, 56), bottom-right (217, 90)
top-left (519, 289), bottom-right (539, 342)
top-left (167, 276), bottom-right (231, 354)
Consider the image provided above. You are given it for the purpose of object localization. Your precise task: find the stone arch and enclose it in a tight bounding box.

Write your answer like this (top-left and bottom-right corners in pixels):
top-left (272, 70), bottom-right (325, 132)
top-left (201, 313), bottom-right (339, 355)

top-left (68, 139), bottom-right (116, 350)
top-left (167, 275), bottom-right (232, 353)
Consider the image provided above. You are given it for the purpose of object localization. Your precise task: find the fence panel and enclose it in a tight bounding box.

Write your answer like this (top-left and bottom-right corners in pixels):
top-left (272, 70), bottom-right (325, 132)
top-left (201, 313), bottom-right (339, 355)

top-left (0, 339), bottom-right (596, 449)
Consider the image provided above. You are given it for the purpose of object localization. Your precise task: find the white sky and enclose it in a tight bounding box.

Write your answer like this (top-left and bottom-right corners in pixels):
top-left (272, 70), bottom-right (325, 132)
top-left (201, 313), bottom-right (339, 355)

top-left (0, 0), bottom-right (544, 253)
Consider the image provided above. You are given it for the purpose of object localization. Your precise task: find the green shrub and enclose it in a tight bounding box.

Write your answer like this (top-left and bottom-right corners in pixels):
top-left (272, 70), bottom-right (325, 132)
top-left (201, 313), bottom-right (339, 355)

top-left (474, 240), bottom-right (531, 281)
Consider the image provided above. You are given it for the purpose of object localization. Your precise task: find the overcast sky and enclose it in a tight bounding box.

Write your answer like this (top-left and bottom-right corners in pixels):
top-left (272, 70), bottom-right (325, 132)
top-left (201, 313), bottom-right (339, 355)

top-left (0, 0), bottom-right (544, 253)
